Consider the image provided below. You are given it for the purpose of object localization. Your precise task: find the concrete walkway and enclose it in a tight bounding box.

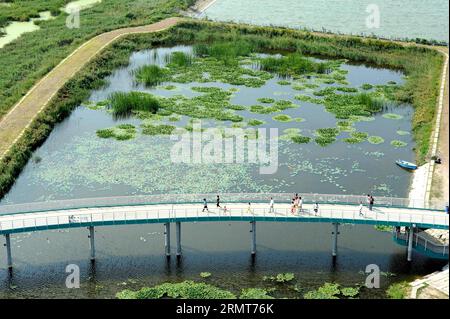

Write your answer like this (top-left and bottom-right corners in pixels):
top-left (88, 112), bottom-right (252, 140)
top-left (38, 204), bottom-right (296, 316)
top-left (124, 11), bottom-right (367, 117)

top-left (0, 17), bottom-right (182, 161)
top-left (1, 202), bottom-right (448, 235)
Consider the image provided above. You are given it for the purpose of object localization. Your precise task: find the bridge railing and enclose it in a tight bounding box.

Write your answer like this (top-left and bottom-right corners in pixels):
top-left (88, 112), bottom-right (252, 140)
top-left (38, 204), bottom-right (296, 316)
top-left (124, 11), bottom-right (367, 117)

top-left (394, 231), bottom-right (448, 257)
top-left (0, 204), bottom-right (448, 234)
top-left (0, 193), bottom-right (446, 216)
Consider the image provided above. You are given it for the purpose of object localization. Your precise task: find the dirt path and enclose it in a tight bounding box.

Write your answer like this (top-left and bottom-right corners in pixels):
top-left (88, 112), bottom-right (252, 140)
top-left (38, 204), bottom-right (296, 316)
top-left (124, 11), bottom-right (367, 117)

top-left (0, 17), bottom-right (182, 161)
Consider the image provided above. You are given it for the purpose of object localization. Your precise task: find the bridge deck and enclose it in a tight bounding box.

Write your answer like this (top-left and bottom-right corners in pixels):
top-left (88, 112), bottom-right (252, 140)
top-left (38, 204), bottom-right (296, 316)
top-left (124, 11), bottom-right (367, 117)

top-left (0, 202), bottom-right (448, 235)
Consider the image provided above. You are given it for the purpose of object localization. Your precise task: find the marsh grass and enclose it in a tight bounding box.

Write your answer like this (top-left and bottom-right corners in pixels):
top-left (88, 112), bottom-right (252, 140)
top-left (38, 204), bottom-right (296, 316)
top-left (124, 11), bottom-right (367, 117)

top-left (109, 92), bottom-right (160, 118)
top-left (135, 65), bottom-right (168, 87)
top-left (259, 53), bottom-right (330, 77)
top-left (165, 51), bottom-right (193, 67)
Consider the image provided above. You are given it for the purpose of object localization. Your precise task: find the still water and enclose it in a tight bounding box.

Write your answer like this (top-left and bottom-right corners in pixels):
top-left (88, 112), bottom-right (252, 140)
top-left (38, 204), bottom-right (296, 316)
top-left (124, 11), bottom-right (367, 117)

top-left (1, 46), bottom-right (444, 298)
top-left (203, 0), bottom-right (449, 43)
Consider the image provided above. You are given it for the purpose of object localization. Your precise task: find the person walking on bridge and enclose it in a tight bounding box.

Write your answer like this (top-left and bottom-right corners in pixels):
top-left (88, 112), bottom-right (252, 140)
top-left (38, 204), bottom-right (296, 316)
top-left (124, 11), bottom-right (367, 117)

top-left (298, 196), bottom-right (303, 213)
top-left (269, 197), bottom-right (274, 214)
top-left (216, 195), bottom-right (221, 209)
top-left (313, 202), bottom-right (319, 216)
top-left (369, 195), bottom-right (374, 211)
top-left (202, 198), bottom-right (209, 213)
top-left (358, 201), bottom-right (364, 217)
top-left (246, 202), bottom-right (253, 215)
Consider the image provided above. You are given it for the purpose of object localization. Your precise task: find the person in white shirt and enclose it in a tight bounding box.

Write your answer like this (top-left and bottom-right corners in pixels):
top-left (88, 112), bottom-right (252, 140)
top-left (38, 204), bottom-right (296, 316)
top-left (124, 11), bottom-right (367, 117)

top-left (313, 202), bottom-right (319, 216)
top-left (269, 197), bottom-right (274, 213)
top-left (298, 196), bottom-right (303, 212)
top-left (359, 201), bottom-right (364, 217)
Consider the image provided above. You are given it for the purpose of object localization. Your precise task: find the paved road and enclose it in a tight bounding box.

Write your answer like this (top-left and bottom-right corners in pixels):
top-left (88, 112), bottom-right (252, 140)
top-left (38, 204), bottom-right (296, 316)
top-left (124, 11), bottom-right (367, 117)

top-left (0, 17), bottom-right (182, 160)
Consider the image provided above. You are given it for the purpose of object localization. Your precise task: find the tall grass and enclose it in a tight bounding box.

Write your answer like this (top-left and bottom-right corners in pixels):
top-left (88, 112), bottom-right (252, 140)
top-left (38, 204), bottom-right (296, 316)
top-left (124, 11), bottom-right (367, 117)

top-left (194, 41), bottom-right (254, 65)
top-left (109, 91), bottom-right (160, 117)
top-left (135, 65), bottom-right (167, 86)
top-left (259, 53), bottom-right (329, 77)
top-left (357, 93), bottom-right (386, 113)
top-left (165, 51), bottom-right (193, 67)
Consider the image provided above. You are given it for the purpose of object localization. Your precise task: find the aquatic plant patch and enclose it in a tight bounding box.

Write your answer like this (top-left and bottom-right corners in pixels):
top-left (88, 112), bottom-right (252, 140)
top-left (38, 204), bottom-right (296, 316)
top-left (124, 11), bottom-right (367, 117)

top-left (96, 124), bottom-right (137, 141)
top-left (390, 140), bottom-right (408, 148)
top-left (272, 114), bottom-right (293, 122)
top-left (368, 136), bottom-right (385, 144)
top-left (263, 273), bottom-right (295, 283)
top-left (116, 281), bottom-right (236, 299)
top-left (383, 113), bottom-right (404, 120)
top-left (240, 288), bottom-right (275, 299)
top-left (248, 119), bottom-right (265, 126)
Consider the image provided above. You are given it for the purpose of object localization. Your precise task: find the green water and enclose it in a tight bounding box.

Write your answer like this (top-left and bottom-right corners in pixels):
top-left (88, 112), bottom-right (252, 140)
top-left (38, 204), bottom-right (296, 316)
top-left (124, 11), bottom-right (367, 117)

top-left (204, 0), bottom-right (449, 43)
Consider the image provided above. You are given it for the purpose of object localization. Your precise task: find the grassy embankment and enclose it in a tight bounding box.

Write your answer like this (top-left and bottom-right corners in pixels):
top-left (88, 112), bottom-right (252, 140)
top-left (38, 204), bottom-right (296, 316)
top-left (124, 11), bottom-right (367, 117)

top-left (0, 20), bottom-right (444, 200)
top-left (0, 0), bottom-right (195, 119)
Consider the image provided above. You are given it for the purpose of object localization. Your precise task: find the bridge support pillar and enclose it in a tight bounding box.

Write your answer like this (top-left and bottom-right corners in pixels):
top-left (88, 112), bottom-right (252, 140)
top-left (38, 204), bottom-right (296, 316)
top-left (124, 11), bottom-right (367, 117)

top-left (176, 222), bottom-right (182, 257)
top-left (250, 221), bottom-right (256, 256)
top-left (88, 226), bottom-right (95, 261)
top-left (164, 223), bottom-right (171, 258)
top-left (332, 223), bottom-right (339, 258)
top-left (4, 234), bottom-right (12, 269)
top-left (407, 226), bottom-right (414, 262)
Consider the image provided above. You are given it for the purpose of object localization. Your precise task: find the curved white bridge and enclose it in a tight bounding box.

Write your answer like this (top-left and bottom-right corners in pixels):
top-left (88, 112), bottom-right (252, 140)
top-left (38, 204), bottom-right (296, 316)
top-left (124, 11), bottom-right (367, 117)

top-left (0, 193), bottom-right (448, 269)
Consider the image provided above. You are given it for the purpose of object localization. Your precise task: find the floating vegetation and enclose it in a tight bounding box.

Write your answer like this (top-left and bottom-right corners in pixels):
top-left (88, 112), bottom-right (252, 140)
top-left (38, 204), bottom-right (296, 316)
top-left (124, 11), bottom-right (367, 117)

top-left (303, 283), bottom-right (360, 299)
top-left (391, 140), bottom-right (408, 148)
top-left (257, 97), bottom-right (275, 104)
top-left (277, 80), bottom-right (291, 85)
top-left (141, 124), bottom-right (175, 136)
top-left (294, 117), bottom-right (305, 122)
top-left (283, 128), bottom-right (301, 135)
top-left (240, 288), bottom-right (275, 299)
top-left (263, 273), bottom-right (295, 283)
top-left (248, 119), bottom-right (265, 126)
top-left (84, 99), bottom-right (109, 110)
top-left (292, 84), bottom-right (306, 91)
top-left (259, 53), bottom-right (330, 77)
top-left (274, 99), bottom-right (297, 110)
top-left (200, 272), bottom-right (211, 278)
top-left (168, 115), bottom-right (181, 122)
top-left (340, 287), bottom-right (360, 298)
top-left (135, 65), bottom-right (168, 87)
top-left (163, 85), bottom-right (177, 90)
top-left (368, 136), bottom-right (385, 144)
top-left (343, 132), bottom-right (368, 144)
top-left (96, 124), bottom-right (137, 141)
top-left (304, 83), bottom-right (320, 89)
top-left (383, 113), bottom-right (403, 120)
top-left (386, 281), bottom-right (409, 299)
top-left (116, 281), bottom-right (236, 299)
top-left (109, 91), bottom-right (160, 118)
top-left (315, 128), bottom-right (339, 146)
top-left (336, 86), bottom-right (358, 93)
top-left (337, 121), bottom-right (354, 132)
top-left (294, 94), bottom-right (323, 104)
top-left (272, 114), bottom-right (293, 122)
top-left (396, 130), bottom-right (410, 136)
top-left (349, 115), bottom-right (375, 122)
top-left (303, 283), bottom-right (340, 299)
top-left (361, 83), bottom-right (373, 90)
top-left (375, 225), bottom-right (393, 232)
top-left (291, 135), bottom-right (311, 144)
top-left (250, 104), bottom-right (278, 114)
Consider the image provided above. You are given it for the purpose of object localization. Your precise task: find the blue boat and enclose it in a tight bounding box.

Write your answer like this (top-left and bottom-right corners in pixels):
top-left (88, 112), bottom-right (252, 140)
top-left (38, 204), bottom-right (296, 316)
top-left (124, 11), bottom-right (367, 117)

top-left (396, 160), bottom-right (418, 170)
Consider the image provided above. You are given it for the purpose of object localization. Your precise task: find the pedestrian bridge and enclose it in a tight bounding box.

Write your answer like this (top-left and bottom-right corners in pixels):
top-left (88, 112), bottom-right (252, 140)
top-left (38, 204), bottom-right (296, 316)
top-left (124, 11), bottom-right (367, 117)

top-left (0, 193), bottom-right (448, 269)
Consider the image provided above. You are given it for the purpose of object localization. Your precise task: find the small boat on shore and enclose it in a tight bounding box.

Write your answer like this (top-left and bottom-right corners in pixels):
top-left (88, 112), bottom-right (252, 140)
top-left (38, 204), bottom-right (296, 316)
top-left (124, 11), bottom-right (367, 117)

top-left (396, 160), bottom-right (418, 170)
